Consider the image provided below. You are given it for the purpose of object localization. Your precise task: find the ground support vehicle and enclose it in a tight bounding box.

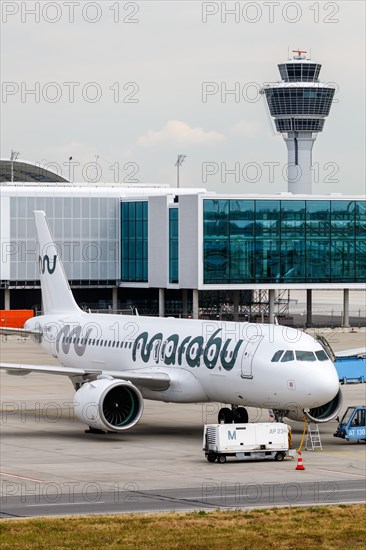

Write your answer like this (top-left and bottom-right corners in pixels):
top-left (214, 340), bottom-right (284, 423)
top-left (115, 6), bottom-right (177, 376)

top-left (203, 422), bottom-right (295, 463)
top-left (333, 406), bottom-right (366, 442)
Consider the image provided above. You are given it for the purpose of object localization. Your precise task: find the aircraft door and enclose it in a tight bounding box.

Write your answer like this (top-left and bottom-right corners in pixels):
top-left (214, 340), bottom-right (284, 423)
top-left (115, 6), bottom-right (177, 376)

top-left (42, 321), bottom-right (61, 358)
top-left (241, 335), bottom-right (264, 379)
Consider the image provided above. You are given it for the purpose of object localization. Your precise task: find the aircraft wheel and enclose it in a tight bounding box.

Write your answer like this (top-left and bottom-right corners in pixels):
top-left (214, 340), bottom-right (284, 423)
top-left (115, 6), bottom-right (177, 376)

top-left (217, 455), bottom-right (226, 464)
top-left (218, 407), bottom-right (233, 424)
top-left (85, 427), bottom-right (106, 434)
top-left (235, 407), bottom-right (248, 424)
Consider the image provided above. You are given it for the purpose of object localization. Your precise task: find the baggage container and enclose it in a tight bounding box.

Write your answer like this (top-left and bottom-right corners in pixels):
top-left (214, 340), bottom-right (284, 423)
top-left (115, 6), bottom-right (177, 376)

top-left (0, 310), bottom-right (34, 329)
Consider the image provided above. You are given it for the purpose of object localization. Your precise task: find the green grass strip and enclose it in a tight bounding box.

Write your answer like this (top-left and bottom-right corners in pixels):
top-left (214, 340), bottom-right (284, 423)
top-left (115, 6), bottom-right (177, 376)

top-left (1, 505), bottom-right (365, 550)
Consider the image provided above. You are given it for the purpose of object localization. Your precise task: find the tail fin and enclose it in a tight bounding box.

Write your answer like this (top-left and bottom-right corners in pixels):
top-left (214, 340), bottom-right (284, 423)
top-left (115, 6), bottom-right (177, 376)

top-left (34, 211), bottom-right (80, 315)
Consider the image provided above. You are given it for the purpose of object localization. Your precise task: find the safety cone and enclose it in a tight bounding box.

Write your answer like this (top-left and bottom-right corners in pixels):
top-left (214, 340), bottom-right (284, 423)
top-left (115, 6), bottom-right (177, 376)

top-left (296, 452), bottom-right (305, 470)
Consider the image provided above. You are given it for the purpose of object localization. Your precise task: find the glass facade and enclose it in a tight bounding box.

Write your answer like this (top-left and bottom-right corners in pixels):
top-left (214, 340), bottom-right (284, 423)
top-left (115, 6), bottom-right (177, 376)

top-left (9, 196), bottom-right (118, 282)
top-left (278, 63), bottom-right (321, 82)
top-left (121, 201), bottom-right (148, 282)
top-left (265, 87), bottom-right (334, 117)
top-left (275, 118), bottom-right (324, 132)
top-left (203, 199), bottom-right (366, 284)
top-left (169, 208), bottom-right (179, 283)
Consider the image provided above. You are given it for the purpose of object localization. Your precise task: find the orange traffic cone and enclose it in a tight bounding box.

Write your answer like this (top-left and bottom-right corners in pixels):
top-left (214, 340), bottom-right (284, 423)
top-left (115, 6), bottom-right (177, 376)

top-left (296, 452), bottom-right (305, 470)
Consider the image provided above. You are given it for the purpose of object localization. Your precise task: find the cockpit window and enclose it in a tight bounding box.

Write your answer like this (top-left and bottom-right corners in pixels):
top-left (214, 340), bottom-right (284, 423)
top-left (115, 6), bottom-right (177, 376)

top-left (315, 350), bottom-right (329, 361)
top-left (296, 350), bottom-right (316, 362)
top-left (281, 350), bottom-right (295, 362)
top-left (271, 350), bottom-right (284, 362)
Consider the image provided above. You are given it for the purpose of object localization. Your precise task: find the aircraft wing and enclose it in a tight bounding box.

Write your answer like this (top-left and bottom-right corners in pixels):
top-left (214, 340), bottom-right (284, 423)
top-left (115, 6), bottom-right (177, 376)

top-left (0, 363), bottom-right (171, 391)
top-left (101, 369), bottom-right (171, 391)
top-left (0, 327), bottom-right (42, 337)
top-left (0, 362), bottom-right (94, 377)
top-left (334, 348), bottom-right (366, 358)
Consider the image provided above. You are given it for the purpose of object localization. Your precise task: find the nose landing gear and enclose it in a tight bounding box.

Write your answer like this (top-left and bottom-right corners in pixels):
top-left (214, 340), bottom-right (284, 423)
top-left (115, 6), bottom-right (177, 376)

top-left (218, 405), bottom-right (248, 424)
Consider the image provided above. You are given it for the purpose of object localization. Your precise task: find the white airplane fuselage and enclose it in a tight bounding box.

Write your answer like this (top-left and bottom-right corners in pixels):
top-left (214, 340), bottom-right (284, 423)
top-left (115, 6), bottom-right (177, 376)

top-left (26, 311), bottom-right (340, 412)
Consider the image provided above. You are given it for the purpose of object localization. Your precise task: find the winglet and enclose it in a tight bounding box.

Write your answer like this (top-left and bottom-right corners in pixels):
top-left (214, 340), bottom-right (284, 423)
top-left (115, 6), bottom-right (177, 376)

top-left (34, 211), bottom-right (80, 314)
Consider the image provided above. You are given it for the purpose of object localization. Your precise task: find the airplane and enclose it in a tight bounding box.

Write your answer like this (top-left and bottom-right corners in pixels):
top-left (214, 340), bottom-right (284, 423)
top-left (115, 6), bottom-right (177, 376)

top-left (0, 211), bottom-right (343, 433)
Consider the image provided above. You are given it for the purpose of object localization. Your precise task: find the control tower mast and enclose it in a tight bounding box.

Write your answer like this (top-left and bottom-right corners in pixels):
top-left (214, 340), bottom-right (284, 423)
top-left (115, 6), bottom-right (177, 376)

top-left (261, 51), bottom-right (335, 194)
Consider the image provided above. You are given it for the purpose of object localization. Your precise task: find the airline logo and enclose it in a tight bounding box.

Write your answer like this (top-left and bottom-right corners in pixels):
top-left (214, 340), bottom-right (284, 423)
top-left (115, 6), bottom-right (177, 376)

top-left (56, 325), bottom-right (93, 357)
top-left (52, 325), bottom-right (244, 369)
top-left (39, 254), bottom-right (57, 275)
top-left (132, 329), bottom-right (243, 370)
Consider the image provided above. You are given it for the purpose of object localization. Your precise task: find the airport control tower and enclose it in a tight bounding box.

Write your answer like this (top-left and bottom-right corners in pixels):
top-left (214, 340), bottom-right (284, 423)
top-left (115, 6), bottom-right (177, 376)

top-left (261, 51), bottom-right (335, 194)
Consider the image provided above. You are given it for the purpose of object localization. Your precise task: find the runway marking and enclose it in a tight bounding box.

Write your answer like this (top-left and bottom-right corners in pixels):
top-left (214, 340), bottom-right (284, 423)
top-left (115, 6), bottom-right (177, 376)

top-left (27, 501), bottom-right (106, 507)
top-left (314, 468), bottom-right (365, 478)
top-left (318, 451), bottom-right (366, 458)
top-left (0, 472), bottom-right (46, 483)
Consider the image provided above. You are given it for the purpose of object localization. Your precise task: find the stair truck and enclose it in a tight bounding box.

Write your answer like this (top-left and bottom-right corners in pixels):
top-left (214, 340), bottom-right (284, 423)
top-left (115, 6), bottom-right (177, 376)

top-left (203, 422), bottom-right (296, 463)
top-left (333, 406), bottom-right (366, 442)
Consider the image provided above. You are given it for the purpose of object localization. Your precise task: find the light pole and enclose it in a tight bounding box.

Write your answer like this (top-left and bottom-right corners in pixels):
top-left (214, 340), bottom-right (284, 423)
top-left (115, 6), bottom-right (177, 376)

top-left (10, 150), bottom-right (19, 182)
top-left (175, 154), bottom-right (186, 188)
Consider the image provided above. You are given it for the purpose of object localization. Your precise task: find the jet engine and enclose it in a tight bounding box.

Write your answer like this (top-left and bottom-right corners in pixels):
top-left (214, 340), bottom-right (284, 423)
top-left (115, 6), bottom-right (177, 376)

top-left (74, 378), bottom-right (143, 432)
top-left (285, 389), bottom-right (343, 424)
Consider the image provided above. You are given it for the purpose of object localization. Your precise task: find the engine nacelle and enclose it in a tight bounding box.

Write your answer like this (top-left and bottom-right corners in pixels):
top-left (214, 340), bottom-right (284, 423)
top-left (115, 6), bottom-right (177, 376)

top-left (74, 378), bottom-right (143, 432)
top-left (285, 389), bottom-right (343, 423)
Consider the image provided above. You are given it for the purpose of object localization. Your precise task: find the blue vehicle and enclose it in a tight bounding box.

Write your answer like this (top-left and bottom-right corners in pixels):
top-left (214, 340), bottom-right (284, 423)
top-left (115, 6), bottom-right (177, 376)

top-left (334, 406), bottom-right (366, 442)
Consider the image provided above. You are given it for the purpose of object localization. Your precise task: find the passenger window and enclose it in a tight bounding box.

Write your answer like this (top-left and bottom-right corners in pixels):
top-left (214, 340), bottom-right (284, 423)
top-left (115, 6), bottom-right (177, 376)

top-left (315, 350), bottom-right (329, 361)
top-left (296, 351), bottom-right (316, 362)
top-left (281, 350), bottom-right (295, 362)
top-left (271, 350), bottom-right (284, 362)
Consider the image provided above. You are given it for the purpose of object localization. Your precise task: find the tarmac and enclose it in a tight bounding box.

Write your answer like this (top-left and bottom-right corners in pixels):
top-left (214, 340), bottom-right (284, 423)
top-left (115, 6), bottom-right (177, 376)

top-left (0, 328), bottom-right (365, 517)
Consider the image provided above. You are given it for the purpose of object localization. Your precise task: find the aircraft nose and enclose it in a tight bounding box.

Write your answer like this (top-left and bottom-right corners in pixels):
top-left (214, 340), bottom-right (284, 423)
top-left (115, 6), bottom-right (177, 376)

top-left (314, 361), bottom-right (340, 400)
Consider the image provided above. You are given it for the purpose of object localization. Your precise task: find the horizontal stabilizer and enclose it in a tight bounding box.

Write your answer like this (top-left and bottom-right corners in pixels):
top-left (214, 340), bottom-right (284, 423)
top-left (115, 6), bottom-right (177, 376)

top-left (0, 327), bottom-right (42, 337)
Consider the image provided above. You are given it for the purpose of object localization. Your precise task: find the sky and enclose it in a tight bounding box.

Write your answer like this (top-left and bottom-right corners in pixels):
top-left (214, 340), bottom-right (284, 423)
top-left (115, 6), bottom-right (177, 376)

top-left (1, 1), bottom-right (365, 195)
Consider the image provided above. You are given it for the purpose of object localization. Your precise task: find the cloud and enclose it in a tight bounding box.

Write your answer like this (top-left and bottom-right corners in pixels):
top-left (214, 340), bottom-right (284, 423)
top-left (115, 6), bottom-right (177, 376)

top-left (137, 120), bottom-right (225, 147)
top-left (228, 120), bottom-right (262, 139)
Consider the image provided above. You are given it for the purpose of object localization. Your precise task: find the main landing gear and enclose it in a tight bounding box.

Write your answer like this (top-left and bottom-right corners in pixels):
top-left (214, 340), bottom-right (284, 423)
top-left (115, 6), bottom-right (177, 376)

top-left (218, 405), bottom-right (248, 424)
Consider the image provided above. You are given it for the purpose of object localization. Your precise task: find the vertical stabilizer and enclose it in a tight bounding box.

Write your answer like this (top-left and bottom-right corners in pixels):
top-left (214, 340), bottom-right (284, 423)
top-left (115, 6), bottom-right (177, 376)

top-left (34, 211), bottom-right (80, 314)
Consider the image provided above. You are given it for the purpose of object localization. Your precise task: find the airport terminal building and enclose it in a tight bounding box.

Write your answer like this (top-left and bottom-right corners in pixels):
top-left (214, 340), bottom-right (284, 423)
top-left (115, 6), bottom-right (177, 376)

top-left (1, 173), bottom-right (365, 325)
